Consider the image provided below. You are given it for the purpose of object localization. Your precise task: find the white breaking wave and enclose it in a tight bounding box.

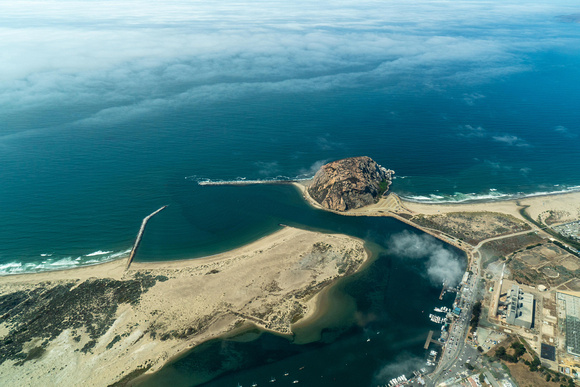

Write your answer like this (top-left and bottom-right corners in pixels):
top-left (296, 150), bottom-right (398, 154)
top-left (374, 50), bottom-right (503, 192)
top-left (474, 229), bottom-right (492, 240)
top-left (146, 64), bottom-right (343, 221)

top-left (0, 262), bottom-right (23, 271)
top-left (85, 250), bottom-right (113, 257)
top-left (402, 185), bottom-right (580, 204)
top-left (0, 249), bottom-right (131, 276)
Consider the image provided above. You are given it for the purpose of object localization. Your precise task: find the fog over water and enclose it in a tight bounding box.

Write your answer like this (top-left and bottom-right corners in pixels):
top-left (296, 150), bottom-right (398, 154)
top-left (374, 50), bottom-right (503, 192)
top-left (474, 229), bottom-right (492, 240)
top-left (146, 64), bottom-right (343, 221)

top-left (388, 231), bottom-right (466, 286)
top-left (2, 0), bottom-right (579, 125)
top-left (2, 0), bottom-right (579, 385)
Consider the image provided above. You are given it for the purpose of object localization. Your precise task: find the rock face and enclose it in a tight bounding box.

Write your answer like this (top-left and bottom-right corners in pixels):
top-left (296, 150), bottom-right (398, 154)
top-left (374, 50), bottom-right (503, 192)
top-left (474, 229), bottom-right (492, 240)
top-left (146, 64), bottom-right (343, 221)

top-left (307, 156), bottom-right (394, 211)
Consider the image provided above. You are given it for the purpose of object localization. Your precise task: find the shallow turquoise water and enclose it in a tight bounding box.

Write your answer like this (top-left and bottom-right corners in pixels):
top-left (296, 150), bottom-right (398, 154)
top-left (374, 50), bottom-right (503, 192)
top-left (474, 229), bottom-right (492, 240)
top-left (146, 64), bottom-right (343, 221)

top-left (2, 0), bottom-right (579, 384)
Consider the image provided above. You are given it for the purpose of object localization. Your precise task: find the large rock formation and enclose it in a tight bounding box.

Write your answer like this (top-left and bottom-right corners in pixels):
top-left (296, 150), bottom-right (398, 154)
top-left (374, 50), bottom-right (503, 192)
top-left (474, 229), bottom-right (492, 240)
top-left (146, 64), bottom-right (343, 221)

top-left (307, 156), bottom-right (394, 211)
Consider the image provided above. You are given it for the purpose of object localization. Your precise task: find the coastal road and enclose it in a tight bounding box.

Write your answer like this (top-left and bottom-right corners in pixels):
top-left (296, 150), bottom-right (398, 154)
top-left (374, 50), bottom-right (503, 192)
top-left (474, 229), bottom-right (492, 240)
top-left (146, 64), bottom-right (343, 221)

top-left (427, 302), bottom-right (472, 386)
top-left (426, 220), bottom-right (552, 386)
top-left (426, 253), bottom-right (480, 387)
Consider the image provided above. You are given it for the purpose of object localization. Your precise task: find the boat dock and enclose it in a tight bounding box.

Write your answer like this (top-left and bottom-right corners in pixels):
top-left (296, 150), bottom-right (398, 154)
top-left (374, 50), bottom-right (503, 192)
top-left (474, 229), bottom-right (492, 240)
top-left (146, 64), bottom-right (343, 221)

top-left (424, 331), bottom-right (434, 349)
top-left (126, 205), bottom-right (167, 270)
top-left (439, 285), bottom-right (446, 300)
top-left (424, 330), bottom-right (442, 349)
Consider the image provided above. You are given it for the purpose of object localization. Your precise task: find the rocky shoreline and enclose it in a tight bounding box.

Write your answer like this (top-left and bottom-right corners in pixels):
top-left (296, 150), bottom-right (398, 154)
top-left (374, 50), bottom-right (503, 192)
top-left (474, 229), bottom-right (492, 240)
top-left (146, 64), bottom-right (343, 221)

top-left (307, 156), bottom-right (394, 211)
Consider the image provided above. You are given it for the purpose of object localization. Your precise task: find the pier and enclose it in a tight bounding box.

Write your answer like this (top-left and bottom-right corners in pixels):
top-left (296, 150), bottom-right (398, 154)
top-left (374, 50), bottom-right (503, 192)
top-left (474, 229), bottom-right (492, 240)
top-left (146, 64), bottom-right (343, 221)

top-left (424, 330), bottom-right (442, 349)
top-left (424, 331), bottom-right (434, 349)
top-left (439, 285), bottom-right (446, 300)
top-left (197, 179), bottom-right (296, 186)
top-left (126, 205), bottom-right (168, 270)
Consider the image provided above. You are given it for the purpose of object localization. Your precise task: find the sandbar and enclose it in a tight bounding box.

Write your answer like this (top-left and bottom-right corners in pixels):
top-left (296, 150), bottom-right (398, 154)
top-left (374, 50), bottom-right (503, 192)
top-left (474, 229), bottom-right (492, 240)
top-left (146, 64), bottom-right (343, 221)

top-left (0, 226), bottom-right (367, 387)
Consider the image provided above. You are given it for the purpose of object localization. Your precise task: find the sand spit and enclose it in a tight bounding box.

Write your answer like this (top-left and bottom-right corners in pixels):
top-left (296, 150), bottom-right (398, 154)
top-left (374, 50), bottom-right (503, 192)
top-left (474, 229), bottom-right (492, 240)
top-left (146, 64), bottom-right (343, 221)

top-left (0, 227), bottom-right (367, 387)
top-left (293, 181), bottom-right (580, 257)
top-left (295, 180), bottom-right (580, 224)
top-left (399, 191), bottom-right (580, 223)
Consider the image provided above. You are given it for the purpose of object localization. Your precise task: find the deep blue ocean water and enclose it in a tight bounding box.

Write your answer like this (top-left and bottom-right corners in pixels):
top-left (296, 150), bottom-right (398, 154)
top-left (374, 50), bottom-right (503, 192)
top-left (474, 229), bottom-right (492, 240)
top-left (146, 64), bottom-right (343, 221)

top-left (2, 57), bottom-right (580, 272)
top-left (1, 1), bottom-right (579, 384)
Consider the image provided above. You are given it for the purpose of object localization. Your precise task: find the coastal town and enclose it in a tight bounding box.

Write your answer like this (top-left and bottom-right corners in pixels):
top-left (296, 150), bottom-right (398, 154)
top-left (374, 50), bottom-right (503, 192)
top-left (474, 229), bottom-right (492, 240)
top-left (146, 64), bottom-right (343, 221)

top-left (362, 190), bottom-right (580, 387)
top-left (294, 157), bottom-right (580, 387)
top-left (1, 156), bottom-right (579, 387)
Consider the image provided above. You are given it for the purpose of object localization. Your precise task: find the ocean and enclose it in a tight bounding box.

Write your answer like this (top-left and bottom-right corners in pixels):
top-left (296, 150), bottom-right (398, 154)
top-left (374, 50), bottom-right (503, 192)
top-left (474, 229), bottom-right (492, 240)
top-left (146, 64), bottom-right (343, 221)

top-left (1, 0), bottom-right (579, 384)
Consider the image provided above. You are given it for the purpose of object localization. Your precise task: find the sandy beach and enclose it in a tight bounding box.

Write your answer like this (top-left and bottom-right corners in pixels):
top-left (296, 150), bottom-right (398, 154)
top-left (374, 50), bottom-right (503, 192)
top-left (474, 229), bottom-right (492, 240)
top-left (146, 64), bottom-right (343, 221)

top-left (0, 226), bottom-right (368, 387)
top-left (399, 191), bottom-right (580, 224)
top-left (294, 180), bottom-right (580, 225)
top-left (3, 183), bottom-right (579, 387)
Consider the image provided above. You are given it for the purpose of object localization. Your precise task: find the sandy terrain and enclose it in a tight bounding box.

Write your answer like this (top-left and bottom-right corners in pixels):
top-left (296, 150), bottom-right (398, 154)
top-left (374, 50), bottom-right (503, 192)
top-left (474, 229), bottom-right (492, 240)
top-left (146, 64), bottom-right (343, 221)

top-left (400, 191), bottom-right (580, 224)
top-left (294, 181), bottom-right (580, 222)
top-left (0, 227), bottom-right (367, 387)
top-left (295, 181), bottom-right (580, 246)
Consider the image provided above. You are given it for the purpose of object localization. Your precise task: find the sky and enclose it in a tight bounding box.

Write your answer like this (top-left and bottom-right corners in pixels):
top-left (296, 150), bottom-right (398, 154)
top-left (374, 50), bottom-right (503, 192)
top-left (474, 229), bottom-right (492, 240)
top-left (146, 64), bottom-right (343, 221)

top-left (1, 0), bottom-right (579, 133)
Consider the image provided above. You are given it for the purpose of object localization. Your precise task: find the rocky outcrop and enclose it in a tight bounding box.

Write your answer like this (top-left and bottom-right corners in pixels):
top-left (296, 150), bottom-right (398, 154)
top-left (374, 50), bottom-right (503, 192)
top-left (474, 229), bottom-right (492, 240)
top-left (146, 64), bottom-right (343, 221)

top-left (307, 156), bottom-right (394, 211)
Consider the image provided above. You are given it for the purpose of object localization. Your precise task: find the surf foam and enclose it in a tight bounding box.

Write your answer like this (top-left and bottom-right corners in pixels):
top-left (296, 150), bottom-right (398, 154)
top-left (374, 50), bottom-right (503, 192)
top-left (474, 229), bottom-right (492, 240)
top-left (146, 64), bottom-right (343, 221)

top-left (0, 249), bottom-right (131, 276)
top-left (401, 185), bottom-right (580, 204)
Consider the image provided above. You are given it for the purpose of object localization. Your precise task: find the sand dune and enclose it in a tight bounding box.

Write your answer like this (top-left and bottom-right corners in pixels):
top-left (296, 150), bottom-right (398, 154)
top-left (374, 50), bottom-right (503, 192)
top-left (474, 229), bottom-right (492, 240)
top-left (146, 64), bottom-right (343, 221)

top-left (0, 227), bottom-right (367, 387)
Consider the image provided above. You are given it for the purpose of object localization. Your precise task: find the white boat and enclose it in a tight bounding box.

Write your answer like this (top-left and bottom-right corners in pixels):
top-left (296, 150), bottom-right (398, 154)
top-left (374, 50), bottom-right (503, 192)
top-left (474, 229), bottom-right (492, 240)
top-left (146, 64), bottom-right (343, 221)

top-left (292, 381), bottom-right (299, 384)
top-left (269, 377), bottom-right (276, 382)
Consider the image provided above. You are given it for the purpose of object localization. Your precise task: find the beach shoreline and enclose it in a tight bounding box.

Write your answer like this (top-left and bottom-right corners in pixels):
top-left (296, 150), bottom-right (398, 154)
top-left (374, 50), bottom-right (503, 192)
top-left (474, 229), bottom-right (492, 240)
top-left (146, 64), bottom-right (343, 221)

top-left (0, 226), bottom-right (369, 387)
top-left (2, 180), bottom-right (578, 278)
top-left (3, 182), bottom-right (580, 386)
top-left (292, 180), bottom-right (580, 223)
top-left (292, 180), bottom-right (580, 240)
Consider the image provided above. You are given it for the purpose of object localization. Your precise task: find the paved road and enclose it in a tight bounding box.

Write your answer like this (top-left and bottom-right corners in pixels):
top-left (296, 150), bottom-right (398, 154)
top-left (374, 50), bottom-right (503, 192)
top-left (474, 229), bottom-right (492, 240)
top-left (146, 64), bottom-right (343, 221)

top-left (484, 370), bottom-right (501, 387)
top-left (427, 252), bottom-right (481, 387)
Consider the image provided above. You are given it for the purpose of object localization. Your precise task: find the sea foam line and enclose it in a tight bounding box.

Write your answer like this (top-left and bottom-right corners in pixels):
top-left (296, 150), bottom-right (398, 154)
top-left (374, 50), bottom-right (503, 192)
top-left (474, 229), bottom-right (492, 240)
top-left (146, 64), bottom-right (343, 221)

top-left (401, 185), bottom-right (580, 204)
top-left (85, 250), bottom-right (113, 257)
top-left (0, 249), bottom-right (131, 276)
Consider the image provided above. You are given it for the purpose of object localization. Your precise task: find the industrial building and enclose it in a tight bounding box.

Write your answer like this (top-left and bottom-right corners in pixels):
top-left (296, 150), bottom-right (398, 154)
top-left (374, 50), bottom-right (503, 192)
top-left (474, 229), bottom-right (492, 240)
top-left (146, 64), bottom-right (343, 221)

top-left (557, 292), bottom-right (580, 357)
top-left (506, 285), bottom-right (534, 329)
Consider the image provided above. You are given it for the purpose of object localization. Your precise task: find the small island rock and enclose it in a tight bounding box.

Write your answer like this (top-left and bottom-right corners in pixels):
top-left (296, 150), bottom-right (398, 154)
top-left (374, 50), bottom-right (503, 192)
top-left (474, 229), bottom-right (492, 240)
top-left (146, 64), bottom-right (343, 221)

top-left (307, 156), bottom-right (394, 211)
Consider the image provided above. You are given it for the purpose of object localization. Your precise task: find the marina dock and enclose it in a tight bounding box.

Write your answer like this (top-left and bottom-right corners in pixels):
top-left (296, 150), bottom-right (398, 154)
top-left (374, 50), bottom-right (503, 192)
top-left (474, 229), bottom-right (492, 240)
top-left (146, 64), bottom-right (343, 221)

top-left (424, 330), bottom-right (442, 349)
top-left (439, 285), bottom-right (446, 300)
top-left (424, 330), bottom-right (434, 349)
top-left (126, 205), bottom-right (167, 270)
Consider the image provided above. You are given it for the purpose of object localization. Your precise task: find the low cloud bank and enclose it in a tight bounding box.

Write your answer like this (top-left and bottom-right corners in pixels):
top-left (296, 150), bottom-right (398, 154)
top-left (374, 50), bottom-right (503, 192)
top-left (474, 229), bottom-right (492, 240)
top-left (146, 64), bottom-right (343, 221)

top-left (1, 0), bottom-right (575, 128)
top-left (388, 230), bottom-right (464, 286)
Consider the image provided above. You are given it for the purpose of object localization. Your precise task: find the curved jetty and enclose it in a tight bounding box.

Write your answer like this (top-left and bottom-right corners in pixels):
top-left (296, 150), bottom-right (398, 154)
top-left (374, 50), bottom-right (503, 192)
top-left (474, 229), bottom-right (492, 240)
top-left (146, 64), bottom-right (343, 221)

top-left (126, 205), bottom-right (167, 269)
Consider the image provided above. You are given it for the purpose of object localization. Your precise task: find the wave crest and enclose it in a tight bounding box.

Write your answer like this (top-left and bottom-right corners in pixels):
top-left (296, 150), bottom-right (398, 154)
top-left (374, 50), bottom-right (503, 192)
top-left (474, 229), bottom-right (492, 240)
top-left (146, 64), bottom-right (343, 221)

top-left (402, 185), bottom-right (580, 204)
top-left (0, 249), bottom-right (131, 276)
